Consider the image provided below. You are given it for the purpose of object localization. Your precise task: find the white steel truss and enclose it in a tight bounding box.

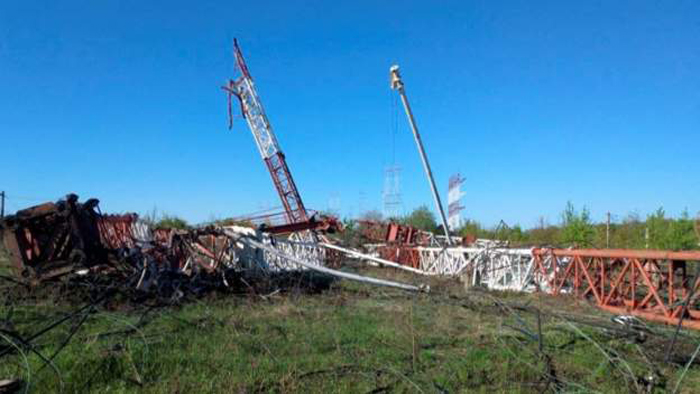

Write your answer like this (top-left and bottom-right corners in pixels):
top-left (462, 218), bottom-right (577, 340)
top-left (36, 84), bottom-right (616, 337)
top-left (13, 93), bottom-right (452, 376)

top-left (364, 244), bottom-right (541, 292)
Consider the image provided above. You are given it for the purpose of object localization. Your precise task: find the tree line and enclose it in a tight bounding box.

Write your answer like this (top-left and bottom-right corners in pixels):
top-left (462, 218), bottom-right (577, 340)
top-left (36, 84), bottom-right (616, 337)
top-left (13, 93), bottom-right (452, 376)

top-left (140, 203), bottom-right (700, 251)
top-left (351, 202), bottom-right (700, 251)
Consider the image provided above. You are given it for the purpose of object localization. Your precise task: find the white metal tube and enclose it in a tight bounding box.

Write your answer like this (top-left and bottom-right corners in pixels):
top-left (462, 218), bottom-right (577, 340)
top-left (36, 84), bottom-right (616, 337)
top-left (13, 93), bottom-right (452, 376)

top-left (226, 231), bottom-right (427, 292)
top-left (390, 65), bottom-right (452, 245)
top-left (319, 242), bottom-right (432, 276)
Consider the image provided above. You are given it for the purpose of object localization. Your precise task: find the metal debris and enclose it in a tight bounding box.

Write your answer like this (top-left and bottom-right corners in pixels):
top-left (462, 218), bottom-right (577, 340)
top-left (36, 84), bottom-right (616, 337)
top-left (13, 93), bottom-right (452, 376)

top-left (0, 195), bottom-right (424, 297)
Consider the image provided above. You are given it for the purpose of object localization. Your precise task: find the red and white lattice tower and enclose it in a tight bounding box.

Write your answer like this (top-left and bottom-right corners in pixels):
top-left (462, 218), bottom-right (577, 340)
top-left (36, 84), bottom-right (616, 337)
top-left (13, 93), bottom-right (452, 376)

top-left (222, 39), bottom-right (308, 225)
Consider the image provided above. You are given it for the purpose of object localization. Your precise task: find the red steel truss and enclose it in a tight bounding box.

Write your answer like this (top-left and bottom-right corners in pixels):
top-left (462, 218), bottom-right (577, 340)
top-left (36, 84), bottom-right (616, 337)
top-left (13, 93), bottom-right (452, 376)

top-left (263, 152), bottom-right (307, 224)
top-left (222, 40), bottom-right (308, 225)
top-left (532, 248), bottom-right (700, 329)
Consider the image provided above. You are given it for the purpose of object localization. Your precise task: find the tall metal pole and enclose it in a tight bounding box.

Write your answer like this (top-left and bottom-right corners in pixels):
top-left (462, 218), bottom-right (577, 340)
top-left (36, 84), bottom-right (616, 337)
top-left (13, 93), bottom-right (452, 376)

top-left (606, 212), bottom-right (610, 248)
top-left (0, 191), bottom-right (4, 219)
top-left (390, 65), bottom-right (452, 245)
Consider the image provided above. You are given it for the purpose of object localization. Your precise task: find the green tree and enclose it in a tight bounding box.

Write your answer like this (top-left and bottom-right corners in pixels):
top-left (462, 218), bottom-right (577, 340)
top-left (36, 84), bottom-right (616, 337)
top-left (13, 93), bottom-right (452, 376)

top-left (403, 205), bottom-right (437, 233)
top-left (458, 219), bottom-right (484, 238)
top-left (607, 212), bottom-right (645, 249)
top-left (505, 224), bottom-right (528, 244)
top-left (155, 214), bottom-right (189, 230)
top-left (559, 202), bottom-right (595, 247)
top-left (646, 208), bottom-right (697, 250)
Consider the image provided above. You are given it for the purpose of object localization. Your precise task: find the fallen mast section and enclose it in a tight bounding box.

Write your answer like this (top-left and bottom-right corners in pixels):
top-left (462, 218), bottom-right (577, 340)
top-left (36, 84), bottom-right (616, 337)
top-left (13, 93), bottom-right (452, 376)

top-left (360, 224), bottom-right (700, 329)
top-left (221, 39), bottom-right (339, 235)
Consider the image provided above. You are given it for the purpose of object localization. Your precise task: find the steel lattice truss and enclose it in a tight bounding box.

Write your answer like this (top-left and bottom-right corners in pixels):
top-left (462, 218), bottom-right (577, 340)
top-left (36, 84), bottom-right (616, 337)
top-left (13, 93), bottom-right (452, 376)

top-left (367, 243), bottom-right (700, 329)
top-left (366, 244), bottom-right (535, 288)
top-left (531, 248), bottom-right (700, 329)
top-left (223, 40), bottom-right (307, 224)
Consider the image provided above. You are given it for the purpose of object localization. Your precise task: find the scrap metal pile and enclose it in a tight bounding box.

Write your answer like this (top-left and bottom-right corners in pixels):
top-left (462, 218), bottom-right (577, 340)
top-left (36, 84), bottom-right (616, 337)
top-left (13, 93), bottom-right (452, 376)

top-left (0, 194), bottom-right (423, 300)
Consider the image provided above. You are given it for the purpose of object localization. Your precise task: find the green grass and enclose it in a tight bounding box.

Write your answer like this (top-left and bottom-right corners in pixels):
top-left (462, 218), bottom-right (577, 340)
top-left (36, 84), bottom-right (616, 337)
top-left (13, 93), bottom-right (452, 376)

top-left (0, 266), bottom-right (699, 393)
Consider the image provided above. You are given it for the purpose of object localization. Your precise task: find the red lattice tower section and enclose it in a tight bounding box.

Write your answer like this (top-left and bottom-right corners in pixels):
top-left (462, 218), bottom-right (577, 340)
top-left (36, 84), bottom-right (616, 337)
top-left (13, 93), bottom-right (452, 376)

top-left (222, 39), bottom-right (308, 224)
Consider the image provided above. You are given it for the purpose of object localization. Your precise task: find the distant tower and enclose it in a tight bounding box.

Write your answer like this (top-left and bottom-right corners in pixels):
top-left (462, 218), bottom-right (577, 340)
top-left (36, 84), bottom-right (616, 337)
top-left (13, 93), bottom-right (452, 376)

top-left (447, 173), bottom-right (465, 231)
top-left (383, 165), bottom-right (403, 219)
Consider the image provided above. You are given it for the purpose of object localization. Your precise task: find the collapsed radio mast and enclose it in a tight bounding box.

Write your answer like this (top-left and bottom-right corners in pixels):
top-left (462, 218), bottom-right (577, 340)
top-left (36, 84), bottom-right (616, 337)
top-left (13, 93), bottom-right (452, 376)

top-left (222, 39), bottom-right (308, 225)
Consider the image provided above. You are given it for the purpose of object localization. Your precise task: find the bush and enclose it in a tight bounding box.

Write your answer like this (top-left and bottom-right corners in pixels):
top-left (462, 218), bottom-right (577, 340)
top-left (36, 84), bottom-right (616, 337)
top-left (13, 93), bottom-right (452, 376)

top-left (402, 205), bottom-right (438, 233)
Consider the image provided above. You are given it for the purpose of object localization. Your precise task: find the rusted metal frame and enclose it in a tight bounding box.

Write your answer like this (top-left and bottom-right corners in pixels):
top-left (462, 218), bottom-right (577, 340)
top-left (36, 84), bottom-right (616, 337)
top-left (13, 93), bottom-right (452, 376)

top-left (577, 256), bottom-right (603, 305)
top-left (218, 237), bottom-right (234, 267)
top-left (39, 221), bottom-right (72, 263)
top-left (574, 254), bottom-right (579, 297)
top-left (533, 252), bottom-right (555, 292)
top-left (555, 252), bottom-right (700, 328)
top-left (210, 235), bottom-right (233, 271)
top-left (630, 258), bottom-right (637, 308)
top-left (553, 254), bottom-right (575, 295)
top-left (531, 253), bottom-right (545, 289)
top-left (264, 155), bottom-right (294, 224)
top-left (264, 152), bottom-right (307, 224)
top-left (537, 249), bottom-right (564, 293)
top-left (670, 261), bottom-right (676, 315)
top-left (635, 259), bottom-right (666, 311)
top-left (632, 258), bottom-right (670, 316)
top-left (261, 215), bottom-right (341, 235)
top-left (686, 277), bottom-right (700, 319)
top-left (637, 261), bottom-right (661, 311)
top-left (14, 228), bottom-right (34, 264)
top-left (191, 241), bottom-right (218, 272)
top-left (602, 258), bottom-right (633, 306)
top-left (600, 257), bottom-right (606, 305)
top-left (262, 220), bottom-right (318, 234)
top-left (2, 230), bottom-right (24, 275)
top-left (409, 248), bottom-right (420, 269)
top-left (542, 248), bottom-right (700, 261)
top-left (641, 259), bottom-right (672, 315)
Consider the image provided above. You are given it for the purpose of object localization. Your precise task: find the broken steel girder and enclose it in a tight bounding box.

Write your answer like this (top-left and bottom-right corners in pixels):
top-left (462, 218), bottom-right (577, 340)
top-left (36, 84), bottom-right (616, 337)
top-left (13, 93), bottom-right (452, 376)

top-left (98, 213), bottom-right (152, 249)
top-left (261, 214), bottom-right (343, 235)
top-left (359, 220), bottom-right (435, 246)
top-left (0, 194), bottom-right (107, 279)
top-left (532, 248), bottom-right (700, 329)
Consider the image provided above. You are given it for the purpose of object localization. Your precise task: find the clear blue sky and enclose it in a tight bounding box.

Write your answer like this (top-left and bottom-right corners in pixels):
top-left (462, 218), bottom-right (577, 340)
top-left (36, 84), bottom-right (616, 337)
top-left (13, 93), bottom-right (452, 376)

top-left (1, 1), bottom-right (698, 228)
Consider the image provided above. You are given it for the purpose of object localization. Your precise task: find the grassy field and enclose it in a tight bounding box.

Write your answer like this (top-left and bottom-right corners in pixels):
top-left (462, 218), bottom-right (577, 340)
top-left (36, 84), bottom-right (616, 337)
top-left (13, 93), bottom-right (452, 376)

top-left (0, 259), bottom-right (699, 393)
